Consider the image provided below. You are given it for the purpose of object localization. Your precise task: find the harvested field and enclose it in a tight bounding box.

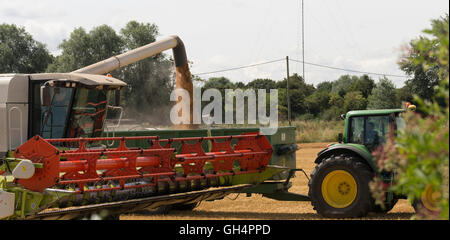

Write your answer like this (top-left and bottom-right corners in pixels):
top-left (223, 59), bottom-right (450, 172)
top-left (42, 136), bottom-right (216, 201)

top-left (120, 142), bottom-right (415, 220)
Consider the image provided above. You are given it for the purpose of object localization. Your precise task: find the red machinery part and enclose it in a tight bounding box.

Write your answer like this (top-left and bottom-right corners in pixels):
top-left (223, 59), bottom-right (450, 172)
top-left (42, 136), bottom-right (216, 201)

top-left (13, 133), bottom-right (273, 193)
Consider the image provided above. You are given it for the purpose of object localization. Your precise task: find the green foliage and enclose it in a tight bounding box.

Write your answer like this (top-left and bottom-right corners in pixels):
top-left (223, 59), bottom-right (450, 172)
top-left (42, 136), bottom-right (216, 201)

top-left (371, 14), bottom-right (449, 219)
top-left (330, 74), bottom-right (374, 98)
top-left (367, 77), bottom-right (400, 109)
top-left (343, 91), bottom-right (367, 111)
top-left (279, 73), bottom-right (315, 117)
top-left (247, 78), bottom-right (277, 90)
top-left (398, 14), bottom-right (449, 102)
top-left (47, 25), bottom-right (123, 72)
top-left (203, 77), bottom-right (237, 90)
top-left (0, 23), bottom-right (53, 73)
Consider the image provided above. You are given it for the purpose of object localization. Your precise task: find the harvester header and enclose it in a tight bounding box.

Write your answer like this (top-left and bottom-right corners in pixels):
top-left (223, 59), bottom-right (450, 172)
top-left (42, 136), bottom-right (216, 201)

top-left (1, 132), bottom-right (274, 219)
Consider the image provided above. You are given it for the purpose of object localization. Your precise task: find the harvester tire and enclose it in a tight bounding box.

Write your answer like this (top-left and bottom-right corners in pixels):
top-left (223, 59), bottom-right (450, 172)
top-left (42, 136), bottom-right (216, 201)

top-left (308, 154), bottom-right (374, 218)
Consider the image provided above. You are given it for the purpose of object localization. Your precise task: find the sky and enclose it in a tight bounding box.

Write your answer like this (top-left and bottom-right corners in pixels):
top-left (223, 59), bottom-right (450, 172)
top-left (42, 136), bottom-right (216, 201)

top-left (0, 0), bottom-right (448, 87)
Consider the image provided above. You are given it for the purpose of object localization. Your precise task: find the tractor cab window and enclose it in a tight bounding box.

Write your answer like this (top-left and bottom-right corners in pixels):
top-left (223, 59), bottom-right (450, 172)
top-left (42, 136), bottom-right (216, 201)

top-left (66, 88), bottom-right (110, 138)
top-left (349, 115), bottom-right (390, 151)
top-left (349, 116), bottom-right (364, 144)
top-left (396, 116), bottom-right (406, 130)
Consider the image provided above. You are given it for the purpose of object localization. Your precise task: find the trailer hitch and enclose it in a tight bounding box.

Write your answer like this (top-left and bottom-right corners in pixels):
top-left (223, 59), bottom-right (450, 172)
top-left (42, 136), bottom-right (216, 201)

top-left (283, 168), bottom-right (310, 188)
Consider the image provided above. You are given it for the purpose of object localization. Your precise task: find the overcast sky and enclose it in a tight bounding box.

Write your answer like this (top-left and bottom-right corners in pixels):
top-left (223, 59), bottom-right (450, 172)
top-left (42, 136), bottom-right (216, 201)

top-left (1, 0), bottom-right (448, 87)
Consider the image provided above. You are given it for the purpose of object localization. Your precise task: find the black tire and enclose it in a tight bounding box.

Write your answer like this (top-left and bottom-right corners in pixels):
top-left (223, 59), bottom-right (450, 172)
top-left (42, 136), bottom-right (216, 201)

top-left (308, 154), bottom-right (375, 218)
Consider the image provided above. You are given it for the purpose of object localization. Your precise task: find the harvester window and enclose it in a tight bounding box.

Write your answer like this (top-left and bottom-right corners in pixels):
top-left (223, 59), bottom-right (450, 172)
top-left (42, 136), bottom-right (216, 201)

top-left (67, 88), bottom-right (110, 138)
top-left (34, 86), bottom-right (74, 139)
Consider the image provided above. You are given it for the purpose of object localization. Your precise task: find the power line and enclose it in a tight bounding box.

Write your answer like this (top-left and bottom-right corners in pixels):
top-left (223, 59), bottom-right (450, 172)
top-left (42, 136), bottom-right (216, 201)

top-left (301, 0), bottom-right (305, 82)
top-left (192, 57), bottom-right (408, 79)
top-left (193, 58), bottom-right (285, 76)
top-left (289, 58), bottom-right (408, 78)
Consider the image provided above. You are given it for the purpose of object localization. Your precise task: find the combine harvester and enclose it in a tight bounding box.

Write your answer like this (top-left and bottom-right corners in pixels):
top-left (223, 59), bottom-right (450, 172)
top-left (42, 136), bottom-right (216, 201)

top-left (0, 35), bottom-right (304, 220)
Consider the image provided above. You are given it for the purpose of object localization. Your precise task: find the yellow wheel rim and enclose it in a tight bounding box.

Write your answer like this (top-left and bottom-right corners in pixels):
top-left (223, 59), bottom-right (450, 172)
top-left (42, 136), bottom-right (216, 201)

top-left (421, 185), bottom-right (441, 212)
top-left (321, 170), bottom-right (358, 208)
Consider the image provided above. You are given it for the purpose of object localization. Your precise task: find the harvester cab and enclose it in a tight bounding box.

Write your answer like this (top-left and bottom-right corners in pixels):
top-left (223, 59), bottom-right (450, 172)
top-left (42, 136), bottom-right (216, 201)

top-left (0, 73), bottom-right (125, 155)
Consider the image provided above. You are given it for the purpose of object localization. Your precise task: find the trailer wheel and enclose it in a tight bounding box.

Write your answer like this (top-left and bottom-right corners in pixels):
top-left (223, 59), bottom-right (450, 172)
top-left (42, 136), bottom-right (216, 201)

top-left (308, 154), bottom-right (374, 218)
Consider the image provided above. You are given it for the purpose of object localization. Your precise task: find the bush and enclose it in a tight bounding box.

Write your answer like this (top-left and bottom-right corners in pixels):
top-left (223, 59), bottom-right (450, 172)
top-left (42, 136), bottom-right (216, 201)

top-left (370, 15), bottom-right (449, 220)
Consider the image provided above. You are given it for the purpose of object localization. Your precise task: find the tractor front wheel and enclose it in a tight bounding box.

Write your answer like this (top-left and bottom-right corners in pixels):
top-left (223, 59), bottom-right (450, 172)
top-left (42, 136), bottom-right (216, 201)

top-left (308, 154), bottom-right (374, 218)
top-left (412, 184), bottom-right (442, 216)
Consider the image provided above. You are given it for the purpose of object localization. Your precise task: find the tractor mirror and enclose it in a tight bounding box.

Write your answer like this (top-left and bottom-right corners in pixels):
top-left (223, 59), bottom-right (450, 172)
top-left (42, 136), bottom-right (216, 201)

top-left (114, 90), bottom-right (121, 106)
top-left (338, 133), bottom-right (343, 143)
top-left (40, 85), bottom-right (51, 106)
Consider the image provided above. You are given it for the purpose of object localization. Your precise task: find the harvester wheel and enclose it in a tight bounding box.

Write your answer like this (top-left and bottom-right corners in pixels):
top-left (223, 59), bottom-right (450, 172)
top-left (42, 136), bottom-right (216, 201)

top-left (308, 154), bottom-right (374, 218)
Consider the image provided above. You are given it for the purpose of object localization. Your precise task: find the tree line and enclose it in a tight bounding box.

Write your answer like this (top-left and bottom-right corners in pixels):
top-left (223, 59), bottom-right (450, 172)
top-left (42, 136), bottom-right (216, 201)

top-left (1, 16), bottom-right (446, 123)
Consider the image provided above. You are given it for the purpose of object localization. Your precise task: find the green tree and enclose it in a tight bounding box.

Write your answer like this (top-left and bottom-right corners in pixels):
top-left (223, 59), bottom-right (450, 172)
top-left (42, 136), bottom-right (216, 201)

top-left (117, 21), bottom-right (173, 124)
top-left (331, 75), bottom-right (357, 97)
top-left (47, 25), bottom-right (123, 72)
top-left (367, 77), bottom-right (399, 109)
top-left (277, 73), bottom-right (315, 118)
top-left (343, 91), bottom-right (367, 111)
top-left (0, 24), bottom-right (53, 73)
top-left (352, 74), bottom-right (375, 98)
top-left (247, 78), bottom-right (277, 90)
top-left (371, 14), bottom-right (449, 219)
top-left (305, 91), bottom-right (328, 116)
top-left (203, 77), bottom-right (236, 91)
top-left (396, 84), bottom-right (414, 103)
top-left (398, 14), bottom-right (449, 102)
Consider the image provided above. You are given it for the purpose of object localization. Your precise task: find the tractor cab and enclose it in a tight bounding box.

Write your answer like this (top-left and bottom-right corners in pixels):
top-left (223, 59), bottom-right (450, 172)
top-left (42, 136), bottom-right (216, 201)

top-left (342, 109), bottom-right (406, 151)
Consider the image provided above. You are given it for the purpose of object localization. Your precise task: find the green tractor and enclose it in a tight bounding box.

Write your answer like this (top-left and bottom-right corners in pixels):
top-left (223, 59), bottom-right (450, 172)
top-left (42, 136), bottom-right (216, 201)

top-left (308, 108), bottom-right (440, 218)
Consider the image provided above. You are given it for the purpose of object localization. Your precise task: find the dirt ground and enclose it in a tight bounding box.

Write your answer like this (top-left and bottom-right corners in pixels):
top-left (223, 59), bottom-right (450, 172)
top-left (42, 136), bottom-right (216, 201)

top-left (120, 143), bottom-right (415, 220)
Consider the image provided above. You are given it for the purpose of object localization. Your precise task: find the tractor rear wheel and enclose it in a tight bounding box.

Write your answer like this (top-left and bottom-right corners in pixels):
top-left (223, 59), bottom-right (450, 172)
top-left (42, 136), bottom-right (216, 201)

top-left (308, 154), bottom-right (374, 218)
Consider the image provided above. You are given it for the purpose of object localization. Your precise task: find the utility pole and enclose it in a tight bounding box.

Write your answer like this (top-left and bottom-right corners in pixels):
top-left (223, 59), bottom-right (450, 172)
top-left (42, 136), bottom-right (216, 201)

top-left (286, 56), bottom-right (291, 126)
top-left (302, 0), bottom-right (305, 82)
